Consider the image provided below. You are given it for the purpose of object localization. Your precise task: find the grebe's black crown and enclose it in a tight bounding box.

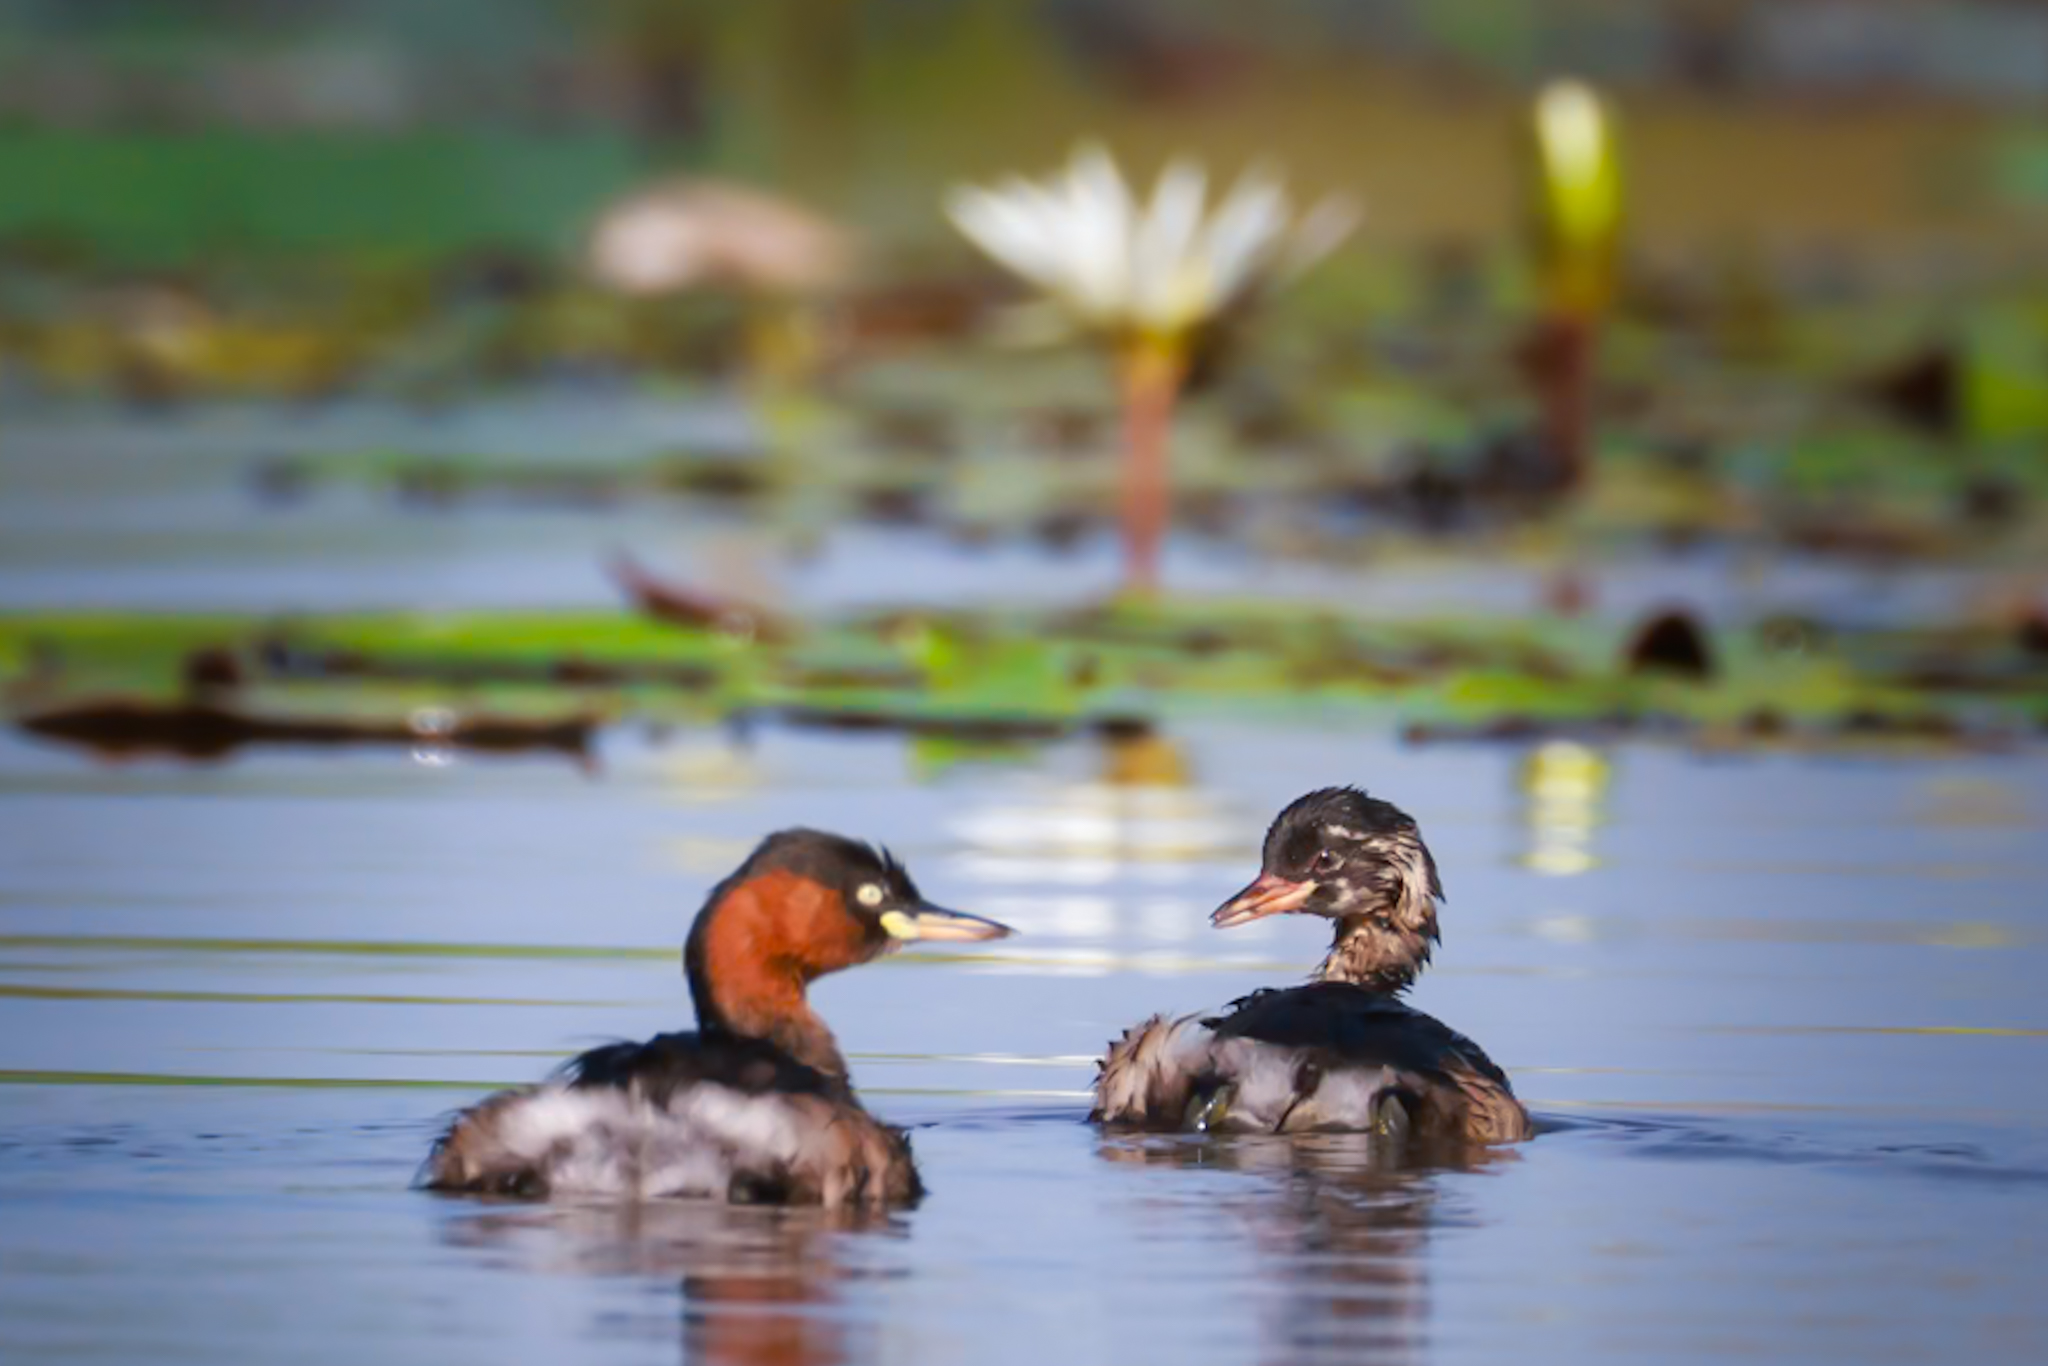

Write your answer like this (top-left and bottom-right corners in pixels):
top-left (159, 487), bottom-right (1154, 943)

top-left (1262, 788), bottom-right (1434, 888)
top-left (1244, 788), bottom-right (1442, 988)
top-left (739, 828), bottom-right (923, 905)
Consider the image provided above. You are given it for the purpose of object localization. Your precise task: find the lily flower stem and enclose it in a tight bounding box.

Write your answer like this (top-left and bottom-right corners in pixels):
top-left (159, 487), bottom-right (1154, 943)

top-left (1530, 310), bottom-right (1596, 491)
top-left (1118, 340), bottom-right (1186, 596)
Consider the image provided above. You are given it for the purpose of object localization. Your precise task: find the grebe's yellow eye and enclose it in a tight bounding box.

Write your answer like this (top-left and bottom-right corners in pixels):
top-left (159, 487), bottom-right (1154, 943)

top-left (856, 882), bottom-right (885, 908)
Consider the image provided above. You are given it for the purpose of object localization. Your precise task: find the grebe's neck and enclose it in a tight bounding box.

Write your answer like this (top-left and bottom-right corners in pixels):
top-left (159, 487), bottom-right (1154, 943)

top-left (1315, 914), bottom-right (1435, 992)
top-left (685, 871), bottom-right (868, 1080)
top-left (692, 972), bottom-right (850, 1078)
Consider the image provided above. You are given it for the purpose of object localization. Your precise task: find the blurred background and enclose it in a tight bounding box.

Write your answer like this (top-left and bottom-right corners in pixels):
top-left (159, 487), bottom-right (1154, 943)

top-left (4, 4), bottom-right (2048, 1365)
top-left (7, 1), bottom-right (2048, 634)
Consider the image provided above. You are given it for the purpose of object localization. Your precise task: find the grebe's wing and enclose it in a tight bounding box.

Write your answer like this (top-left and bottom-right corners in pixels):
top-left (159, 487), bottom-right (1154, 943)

top-left (421, 1033), bottom-right (918, 1205)
top-left (1094, 984), bottom-right (1529, 1143)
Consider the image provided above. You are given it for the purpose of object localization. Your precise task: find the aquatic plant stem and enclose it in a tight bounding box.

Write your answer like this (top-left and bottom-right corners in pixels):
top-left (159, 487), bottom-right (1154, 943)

top-left (1118, 340), bottom-right (1186, 596)
top-left (744, 297), bottom-right (828, 554)
top-left (1526, 80), bottom-right (1618, 492)
top-left (1528, 311), bottom-right (1596, 490)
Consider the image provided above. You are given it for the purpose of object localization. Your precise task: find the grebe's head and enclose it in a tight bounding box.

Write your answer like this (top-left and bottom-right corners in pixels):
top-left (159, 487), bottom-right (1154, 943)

top-left (1212, 788), bottom-right (1441, 988)
top-left (750, 827), bottom-right (1013, 944)
top-left (686, 829), bottom-right (1012, 1050)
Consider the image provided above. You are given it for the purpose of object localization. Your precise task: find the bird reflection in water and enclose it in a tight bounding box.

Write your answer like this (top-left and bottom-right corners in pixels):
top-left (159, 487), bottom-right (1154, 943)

top-left (437, 1201), bottom-right (902, 1366)
top-left (1097, 1130), bottom-right (1516, 1365)
top-left (1097, 724), bottom-right (1192, 790)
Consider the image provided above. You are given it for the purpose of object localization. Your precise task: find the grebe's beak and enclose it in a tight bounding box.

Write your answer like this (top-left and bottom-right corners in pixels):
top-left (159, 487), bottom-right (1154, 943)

top-left (880, 902), bottom-right (1015, 943)
top-left (1212, 873), bottom-right (1315, 928)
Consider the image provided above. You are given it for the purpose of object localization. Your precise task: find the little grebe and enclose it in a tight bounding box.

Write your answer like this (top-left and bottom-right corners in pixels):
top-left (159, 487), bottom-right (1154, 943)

top-left (423, 828), bottom-right (1014, 1206)
top-left (1092, 788), bottom-right (1530, 1145)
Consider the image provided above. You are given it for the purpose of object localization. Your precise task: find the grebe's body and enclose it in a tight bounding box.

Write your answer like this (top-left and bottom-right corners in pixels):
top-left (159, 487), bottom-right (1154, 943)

top-left (424, 830), bottom-right (1012, 1206)
top-left (1093, 788), bottom-right (1530, 1146)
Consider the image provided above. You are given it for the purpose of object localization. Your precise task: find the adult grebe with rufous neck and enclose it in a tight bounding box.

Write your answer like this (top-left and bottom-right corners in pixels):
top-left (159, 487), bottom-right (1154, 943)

top-left (423, 828), bottom-right (1014, 1207)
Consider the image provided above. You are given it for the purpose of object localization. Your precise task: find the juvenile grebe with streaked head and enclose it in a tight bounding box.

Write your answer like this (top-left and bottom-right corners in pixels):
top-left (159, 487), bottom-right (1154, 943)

top-left (422, 829), bottom-right (1014, 1208)
top-left (1092, 787), bottom-right (1531, 1146)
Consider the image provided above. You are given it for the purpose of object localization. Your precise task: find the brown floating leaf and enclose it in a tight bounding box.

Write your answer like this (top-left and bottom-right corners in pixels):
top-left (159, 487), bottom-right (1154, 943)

top-left (608, 552), bottom-right (785, 642)
top-left (18, 699), bottom-right (593, 762)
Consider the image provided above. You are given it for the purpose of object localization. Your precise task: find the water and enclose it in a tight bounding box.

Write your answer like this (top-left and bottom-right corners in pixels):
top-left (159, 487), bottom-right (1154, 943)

top-left (4, 724), bottom-right (2045, 1364)
top-left (0, 395), bottom-right (1990, 623)
top-left (5, 393), bottom-right (2047, 1362)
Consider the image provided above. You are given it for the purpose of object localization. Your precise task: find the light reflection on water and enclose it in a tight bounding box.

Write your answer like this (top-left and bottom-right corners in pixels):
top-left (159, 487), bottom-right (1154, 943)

top-left (2, 723), bottom-right (2047, 1364)
top-left (1518, 740), bottom-right (1610, 876)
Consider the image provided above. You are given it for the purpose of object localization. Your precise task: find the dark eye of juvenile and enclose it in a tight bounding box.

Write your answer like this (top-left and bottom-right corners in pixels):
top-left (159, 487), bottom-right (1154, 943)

top-left (1312, 849), bottom-right (1340, 875)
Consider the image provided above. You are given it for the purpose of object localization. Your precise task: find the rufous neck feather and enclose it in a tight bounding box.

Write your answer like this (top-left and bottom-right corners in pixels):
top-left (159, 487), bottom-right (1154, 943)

top-left (687, 870), bottom-right (866, 1078)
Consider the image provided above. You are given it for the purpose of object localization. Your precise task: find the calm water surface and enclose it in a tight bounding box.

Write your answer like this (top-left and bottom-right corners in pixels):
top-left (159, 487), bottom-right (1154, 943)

top-left (5, 395), bottom-right (2046, 1362)
top-left (0, 396), bottom-right (1991, 622)
top-left (3, 724), bottom-right (2045, 1365)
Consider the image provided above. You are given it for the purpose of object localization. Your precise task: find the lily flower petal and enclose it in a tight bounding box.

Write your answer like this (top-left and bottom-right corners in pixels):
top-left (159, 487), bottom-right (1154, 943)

top-left (1202, 167), bottom-right (1290, 306)
top-left (1280, 194), bottom-right (1361, 280)
top-left (945, 141), bottom-right (1346, 344)
top-left (1063, 143), bottom-right (1135, 317)
top-left (1134, 157), bottom-right (1211, 331)
top-left (946, 188), bottom-right (1068, 295)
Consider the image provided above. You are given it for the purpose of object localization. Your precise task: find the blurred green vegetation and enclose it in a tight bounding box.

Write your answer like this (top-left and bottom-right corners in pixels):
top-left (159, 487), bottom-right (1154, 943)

top-left (8, 0), bottom-right (2048, 762)
top-left (0, 130), bottom-right (646, 264)
top-left (6, 600), bottom-right (2043, 760)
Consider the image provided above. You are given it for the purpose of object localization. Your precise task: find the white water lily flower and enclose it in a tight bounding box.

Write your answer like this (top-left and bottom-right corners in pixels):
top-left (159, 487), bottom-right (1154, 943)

top-left (946, 143), bottom-right (1357, 341)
